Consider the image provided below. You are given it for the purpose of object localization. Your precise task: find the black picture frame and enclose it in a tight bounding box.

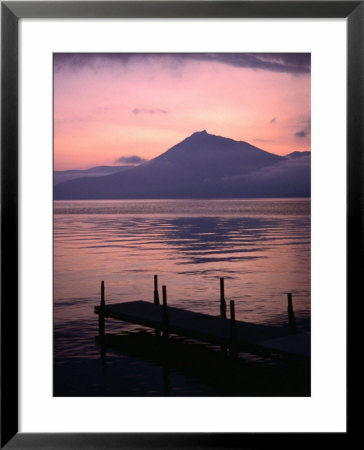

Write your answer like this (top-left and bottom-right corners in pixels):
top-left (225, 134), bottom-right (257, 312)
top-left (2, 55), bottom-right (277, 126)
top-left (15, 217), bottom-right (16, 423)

top-left (1, 1), bottom-right (358, 448)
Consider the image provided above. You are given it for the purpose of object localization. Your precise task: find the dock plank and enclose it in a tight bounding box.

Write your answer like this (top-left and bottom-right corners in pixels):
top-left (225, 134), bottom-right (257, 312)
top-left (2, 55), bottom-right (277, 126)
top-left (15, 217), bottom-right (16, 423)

top-left (95, 301), bottom-right (309, 358)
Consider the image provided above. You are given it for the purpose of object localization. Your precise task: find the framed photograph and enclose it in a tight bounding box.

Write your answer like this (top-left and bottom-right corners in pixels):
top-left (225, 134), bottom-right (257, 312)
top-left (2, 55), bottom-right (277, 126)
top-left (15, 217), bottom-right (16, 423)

top-left (2, 1), bottom-right (358, 448)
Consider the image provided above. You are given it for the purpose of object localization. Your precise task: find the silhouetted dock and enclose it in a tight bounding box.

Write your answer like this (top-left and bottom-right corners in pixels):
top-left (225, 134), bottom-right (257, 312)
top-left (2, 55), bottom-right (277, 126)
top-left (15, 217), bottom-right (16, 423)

top-left (94, 291), bottom-right (310, 360)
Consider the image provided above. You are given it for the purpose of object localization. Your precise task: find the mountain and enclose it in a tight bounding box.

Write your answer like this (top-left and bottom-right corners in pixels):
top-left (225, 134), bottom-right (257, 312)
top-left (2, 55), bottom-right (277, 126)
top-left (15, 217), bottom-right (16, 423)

top-left (54, 131), bottom-right (310, 199)
top-left (54, 165), bottom-right (133, 185)
top-left (285, 151), bottom-right (311, 159)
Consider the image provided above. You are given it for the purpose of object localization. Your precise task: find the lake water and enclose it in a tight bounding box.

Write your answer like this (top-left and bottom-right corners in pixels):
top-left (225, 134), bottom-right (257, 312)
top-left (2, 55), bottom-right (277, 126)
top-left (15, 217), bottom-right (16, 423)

top-left (54, 198), bottom-right (310, 396)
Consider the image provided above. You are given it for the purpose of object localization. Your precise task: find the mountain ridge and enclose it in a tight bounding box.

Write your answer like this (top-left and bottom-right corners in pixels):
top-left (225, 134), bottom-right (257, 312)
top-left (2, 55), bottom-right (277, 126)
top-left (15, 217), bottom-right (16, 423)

top-left (54, 131), bottom-right (310, 199)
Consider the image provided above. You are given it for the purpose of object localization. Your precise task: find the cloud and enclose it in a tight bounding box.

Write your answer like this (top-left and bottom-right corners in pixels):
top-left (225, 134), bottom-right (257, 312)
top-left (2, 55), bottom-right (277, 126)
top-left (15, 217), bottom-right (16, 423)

top-left (114, 155), bottom-right (148, 165)
top-left (54, 53), bottom-right (310, 75)
top-left (191, 53), bottom-right (310, 74)
top-left (218, 155), bottom-right (311, 197)
top-left (294, 115), bottom-right (311, 140)
top-left (246, 154), bottom-right (311, 182)
top-left (295, 131), bottom-right (307, 138)
top-left (132, 108), bottom-right (167, 115)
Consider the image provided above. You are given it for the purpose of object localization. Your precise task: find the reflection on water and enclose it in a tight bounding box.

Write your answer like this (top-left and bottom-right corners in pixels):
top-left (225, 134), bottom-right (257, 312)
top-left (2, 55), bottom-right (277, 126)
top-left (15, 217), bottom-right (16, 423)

top-left (54, 198), bottom-right (310, 396)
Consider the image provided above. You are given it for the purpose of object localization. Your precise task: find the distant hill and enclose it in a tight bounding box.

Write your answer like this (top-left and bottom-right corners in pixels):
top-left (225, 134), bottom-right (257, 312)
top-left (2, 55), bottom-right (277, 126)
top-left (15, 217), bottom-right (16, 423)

top-left (54, 131), bottom-right (310, 199)
top-left (285, 151), bottom-right (311, 159)
top-left (54, 165), bottom-right (133, 185)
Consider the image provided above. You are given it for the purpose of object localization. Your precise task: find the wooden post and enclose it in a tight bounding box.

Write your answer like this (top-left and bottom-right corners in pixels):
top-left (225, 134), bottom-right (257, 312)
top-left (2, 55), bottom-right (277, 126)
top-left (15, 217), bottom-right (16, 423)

top-left (229, 300), bottom-right (237, 357)
top-left (162, 285), bottom-right (168, 339)
top-left (287, 293), bottom-right (296, 331)
top-left (154, 275), bottom-right (161, 335)
top-left (154, 275), bottom-right (160, 305)
top-left (99, 280), bottom-right (105, 337)
top-left (220, 277), bottom-right (226, 319)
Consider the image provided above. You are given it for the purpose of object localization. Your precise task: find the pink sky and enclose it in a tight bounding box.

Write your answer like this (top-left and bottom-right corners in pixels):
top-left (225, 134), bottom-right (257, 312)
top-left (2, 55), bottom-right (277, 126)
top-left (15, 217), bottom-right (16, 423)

top-left (54, 54), bottom-right (310, 170)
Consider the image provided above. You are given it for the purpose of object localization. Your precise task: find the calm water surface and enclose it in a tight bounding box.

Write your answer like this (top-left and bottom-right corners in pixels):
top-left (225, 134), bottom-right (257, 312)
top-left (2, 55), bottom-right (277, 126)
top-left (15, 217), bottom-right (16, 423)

top-left (54, 198), bottom-right (310, 396)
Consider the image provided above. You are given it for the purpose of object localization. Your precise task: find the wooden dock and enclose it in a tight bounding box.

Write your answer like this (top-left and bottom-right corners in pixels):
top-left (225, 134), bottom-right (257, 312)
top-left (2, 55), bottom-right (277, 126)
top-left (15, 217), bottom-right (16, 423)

top-left (94, 299), bottom-right (310, 359)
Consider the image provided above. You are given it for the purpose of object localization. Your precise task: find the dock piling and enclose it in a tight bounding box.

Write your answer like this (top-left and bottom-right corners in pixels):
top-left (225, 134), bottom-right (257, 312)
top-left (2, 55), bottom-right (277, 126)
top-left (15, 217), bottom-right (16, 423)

top-left (93, 299), bottom-right (309, 359)
top-left (220, 277), bottom-right (226, 319)
top-left (287, 293), bottom-right (296, 331)
top-left (229, 300), bottom-right (237, 357)
top-left (154, 275), bottom-right (160, 305)
top-left (162, 285), bottom-right (168, 339)
top-left (99, 280), bottom-right (105, 337)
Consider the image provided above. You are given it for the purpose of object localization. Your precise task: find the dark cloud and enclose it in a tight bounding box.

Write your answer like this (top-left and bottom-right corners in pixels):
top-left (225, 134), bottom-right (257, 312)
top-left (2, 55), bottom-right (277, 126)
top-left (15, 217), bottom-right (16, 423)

top-left (295, 130), bottom-right (307, 138)
top-left (132, 108), bottom-right (167, 115)
top-left (54, 53), bottom-right (310, 75)
top-left (294, 115), bottom-right (311, 140)
top-left (54, 53), bottom-right (135, 73)
top-left (115, 155), bottom-right (148, 165)
top-left (270, 117), bottom-right (276, 124)
top-left (189, 53), bottom-right (310, 74)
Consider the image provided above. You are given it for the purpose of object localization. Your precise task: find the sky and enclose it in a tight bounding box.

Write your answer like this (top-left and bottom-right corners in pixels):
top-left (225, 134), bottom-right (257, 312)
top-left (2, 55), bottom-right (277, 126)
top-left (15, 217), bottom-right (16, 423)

top-left (54, 53), bottom-right (310, 170)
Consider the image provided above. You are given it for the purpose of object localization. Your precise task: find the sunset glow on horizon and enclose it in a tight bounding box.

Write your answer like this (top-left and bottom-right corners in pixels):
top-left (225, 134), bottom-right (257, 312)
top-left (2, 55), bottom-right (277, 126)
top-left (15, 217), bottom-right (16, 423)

top-left (54, 53), bottom-right (311, 171)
